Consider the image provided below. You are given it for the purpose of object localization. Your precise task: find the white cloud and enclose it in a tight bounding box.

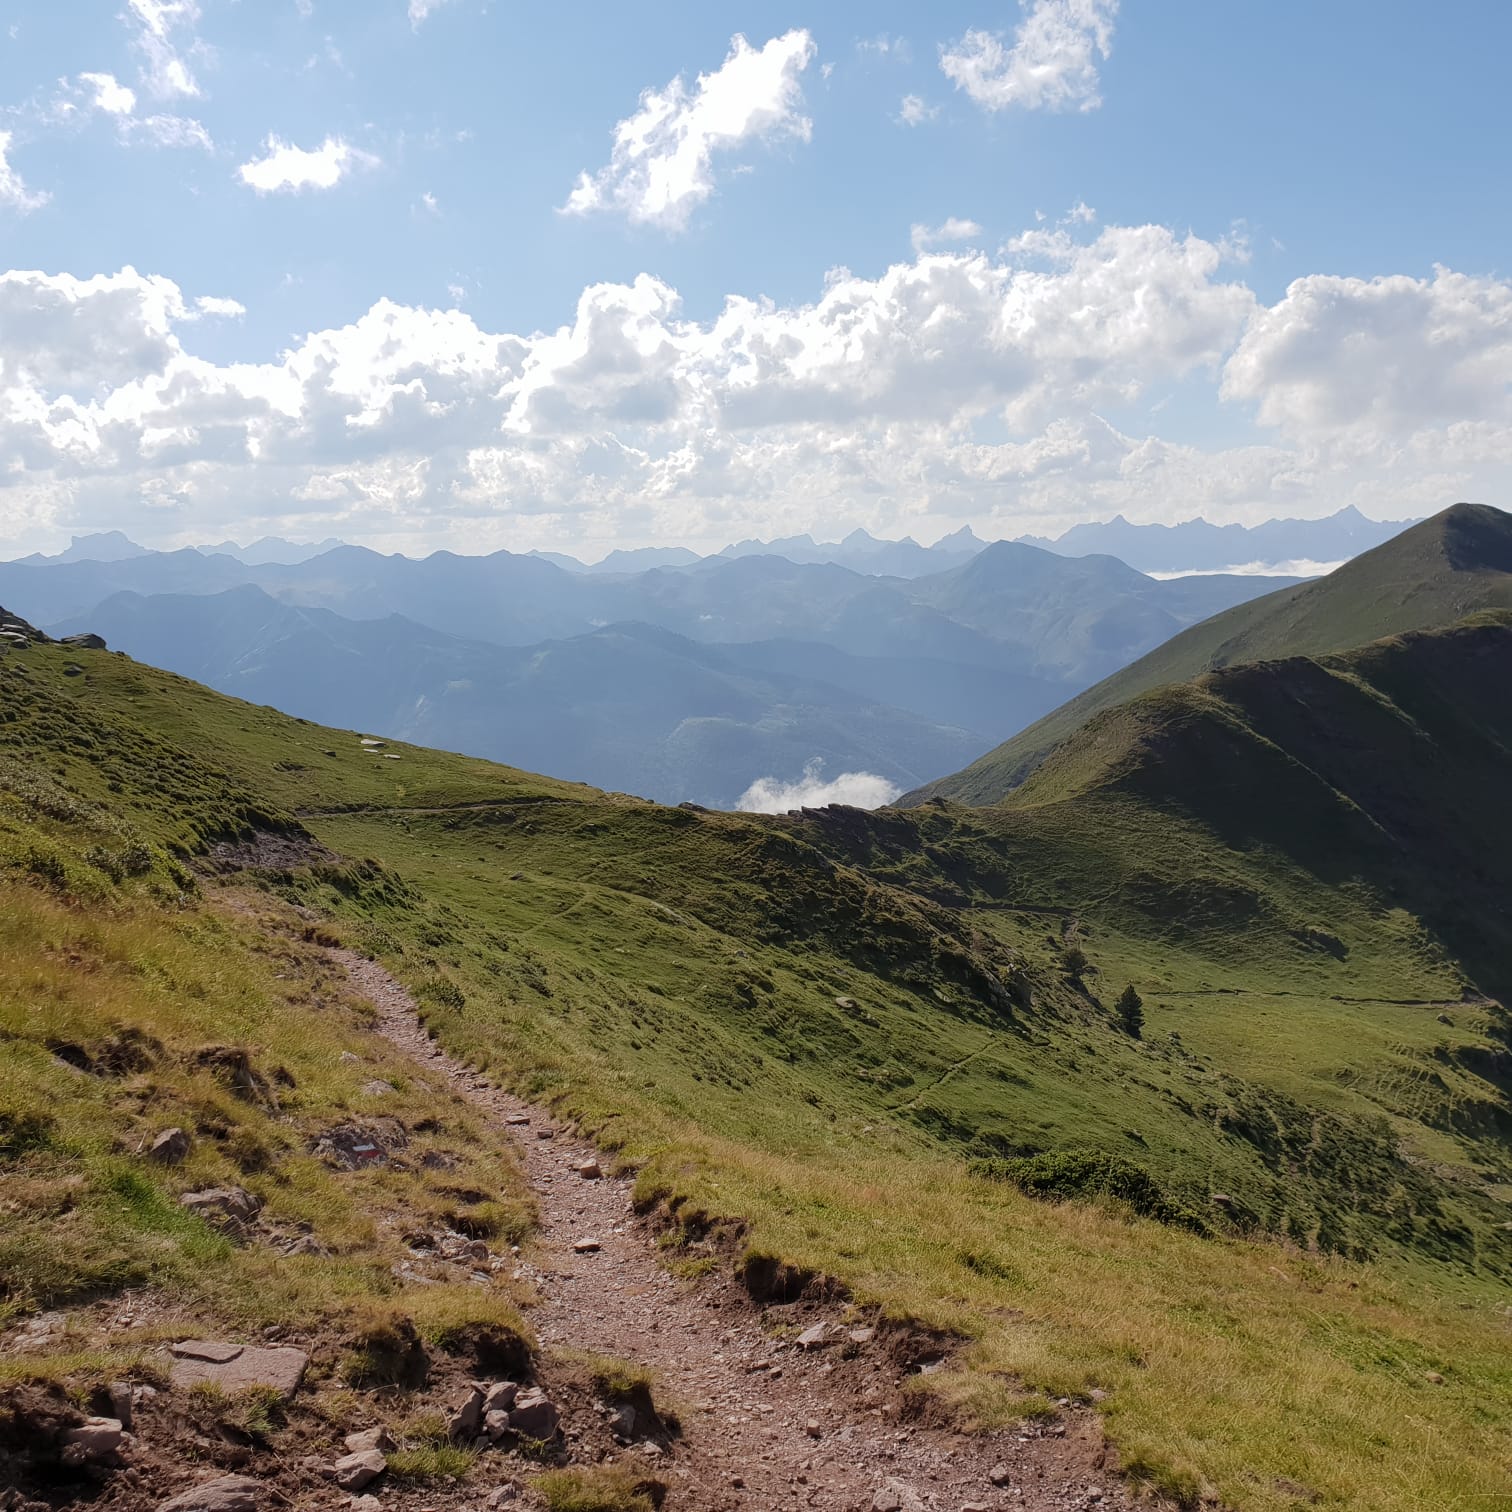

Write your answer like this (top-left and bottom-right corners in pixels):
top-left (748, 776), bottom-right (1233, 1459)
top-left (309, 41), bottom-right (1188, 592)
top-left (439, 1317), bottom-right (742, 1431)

top-left (1222, 266), bottom-right (1512, 445)
top-left (78, 72), bottom-right (137, 116)
top-left (942, 0), bottom-right (1118, 113)
top-left (911, 217), bottom-right (983, 253)
top-left (1065, 199), bottom-right (1096, 224)
top-left (736, 760), bottom-right (901, 814)
top-left (407, 0), bottom-right (454, 25)
top-left (1, 226), bottom-right (1507, 556)
top-left (237, 136), bottom-right (377, 194)
top-left (0, 133), bottom-right (48, 214)
top-left (131, 113), bottom-right (214, 150)
top-left (897, 94), bottom-right (939, 126)
top-left (563, 30), bottom-right (817, 232)
top-left (126, 0), bottom-right (206, 100)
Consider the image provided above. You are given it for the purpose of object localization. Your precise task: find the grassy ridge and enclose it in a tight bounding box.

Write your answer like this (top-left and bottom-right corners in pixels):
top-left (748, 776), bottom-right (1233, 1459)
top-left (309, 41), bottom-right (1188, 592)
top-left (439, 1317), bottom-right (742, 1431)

top-left (908, 502), bottom-right (1512, 805)
top-left (2, 628), bottom-right (1511, 1507)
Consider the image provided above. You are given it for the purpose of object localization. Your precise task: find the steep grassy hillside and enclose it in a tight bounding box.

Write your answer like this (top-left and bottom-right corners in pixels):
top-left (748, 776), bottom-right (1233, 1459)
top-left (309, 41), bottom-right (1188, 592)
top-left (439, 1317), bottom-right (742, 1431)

top-left (909, 502), bottom-right (1512, 804)
top-left (2, 620), bottom-right (1510, 1510)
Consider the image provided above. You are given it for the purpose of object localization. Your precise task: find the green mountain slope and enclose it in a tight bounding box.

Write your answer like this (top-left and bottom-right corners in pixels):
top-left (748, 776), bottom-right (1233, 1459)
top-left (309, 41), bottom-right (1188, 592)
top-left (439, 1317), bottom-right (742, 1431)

top-left (2, 610), bottom-right (1510, 1510)
top-left (907, 502), bottom-right (1512, 805)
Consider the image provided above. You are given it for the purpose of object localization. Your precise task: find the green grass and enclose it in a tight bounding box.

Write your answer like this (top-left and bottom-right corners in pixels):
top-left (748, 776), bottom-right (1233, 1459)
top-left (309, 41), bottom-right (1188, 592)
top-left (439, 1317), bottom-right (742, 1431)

top-left (535, 1464), bottom-right (661, 1512)
top-left (2, 620), bottom-right (1511, 1509)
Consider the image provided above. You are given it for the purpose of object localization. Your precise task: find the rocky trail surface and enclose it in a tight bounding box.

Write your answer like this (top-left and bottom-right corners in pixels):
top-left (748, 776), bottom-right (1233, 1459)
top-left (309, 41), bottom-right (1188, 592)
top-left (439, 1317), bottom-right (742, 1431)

top-left (339, 950), bottom-right (1138, 1512)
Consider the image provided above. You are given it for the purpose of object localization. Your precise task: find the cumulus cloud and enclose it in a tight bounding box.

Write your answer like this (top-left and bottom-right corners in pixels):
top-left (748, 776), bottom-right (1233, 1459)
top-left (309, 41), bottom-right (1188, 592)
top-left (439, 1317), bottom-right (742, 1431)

top-left (1222, 266), bottom-right (1512, 444)
top-left (0, 133), bottom-right (48, 214)
top-left (237, 136), bottom-right (378, 194)
top-left (126, 0), bottom-right (206, 99)
top-left (1, 223), bottom-right (1507, 556)
top-left (563, 30), bottom-right (817, 232)
top-left (736, 760), bottom-right (901, 814)
top-left (911, 217), bottom-right (983, 253)
top-left (897, 94), bottom-right (939, 126)
top-left (942, 0), bottom-right (1118, 113)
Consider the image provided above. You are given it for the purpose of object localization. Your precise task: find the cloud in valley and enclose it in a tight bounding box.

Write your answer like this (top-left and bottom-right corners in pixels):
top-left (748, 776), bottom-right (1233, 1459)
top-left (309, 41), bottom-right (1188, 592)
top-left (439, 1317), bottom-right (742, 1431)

top-left (736, 760), bottom-right (902, 814)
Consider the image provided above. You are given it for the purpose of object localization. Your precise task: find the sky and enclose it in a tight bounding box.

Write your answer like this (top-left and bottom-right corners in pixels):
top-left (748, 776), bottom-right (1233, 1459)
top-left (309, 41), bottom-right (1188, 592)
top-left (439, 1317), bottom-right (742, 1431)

top-left (1, 0), bottom-right (1510, 558)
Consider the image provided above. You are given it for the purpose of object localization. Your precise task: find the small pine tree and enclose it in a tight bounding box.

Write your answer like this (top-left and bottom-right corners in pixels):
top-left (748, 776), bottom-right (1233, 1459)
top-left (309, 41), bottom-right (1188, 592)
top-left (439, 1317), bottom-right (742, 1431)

top-left (1116, 983), bottom-right (1144, 1038)
top-left (1060, 944), bottom-right (1088, 979)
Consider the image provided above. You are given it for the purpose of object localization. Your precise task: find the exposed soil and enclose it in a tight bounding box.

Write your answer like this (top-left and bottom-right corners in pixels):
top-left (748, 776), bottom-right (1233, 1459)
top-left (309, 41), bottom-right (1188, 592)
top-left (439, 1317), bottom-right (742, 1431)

top-left (337, 949), bottom-right (1144, 1512)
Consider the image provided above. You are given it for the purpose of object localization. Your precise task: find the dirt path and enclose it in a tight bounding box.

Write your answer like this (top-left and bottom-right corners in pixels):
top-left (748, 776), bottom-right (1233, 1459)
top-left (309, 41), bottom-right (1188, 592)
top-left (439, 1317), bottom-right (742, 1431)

top-left (337, 950), bottom-right (1136, 1512)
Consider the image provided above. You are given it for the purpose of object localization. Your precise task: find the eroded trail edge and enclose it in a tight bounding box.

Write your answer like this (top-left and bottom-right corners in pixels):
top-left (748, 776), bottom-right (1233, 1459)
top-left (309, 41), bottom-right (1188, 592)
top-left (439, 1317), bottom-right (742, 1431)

top-left (337, 948), bottom-right (1135, 1512)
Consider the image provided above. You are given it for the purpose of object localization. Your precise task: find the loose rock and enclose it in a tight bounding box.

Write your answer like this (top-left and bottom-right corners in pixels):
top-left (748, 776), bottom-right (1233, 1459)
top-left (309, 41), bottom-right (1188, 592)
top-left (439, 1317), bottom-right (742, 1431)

top-left (179, 1187), bottom-right (261, 1239)
top-left (343, 1427), bottom-right (395, 1455)
top-left (871, 1479), bottom-right (926, 1512)
top-left (330, 1449), bottom-right (386, 1493)
top-left (797, 1323), bottom-right (831, 1350)
top-left (573, 1237), bottom-right (601, 1254)
top-left (447, 1385), bottom-right (486, 1440)
top-left (988, 1464), bottom-right (1012, 1487)
top-left (60, 1416), bottom-right (125, 1469)
top-left (158, 1474), bottom-right (263, 1512)
top-left (508, 1387), bottom-right (560, 1440)
top-left (147, 1127), bottom-right (191, 1165)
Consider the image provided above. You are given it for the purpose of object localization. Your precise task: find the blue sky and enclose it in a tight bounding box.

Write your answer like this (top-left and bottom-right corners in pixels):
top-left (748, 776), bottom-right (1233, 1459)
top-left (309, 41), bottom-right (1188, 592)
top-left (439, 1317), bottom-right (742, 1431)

top-left (1, 1), bottom-right (1510, 557)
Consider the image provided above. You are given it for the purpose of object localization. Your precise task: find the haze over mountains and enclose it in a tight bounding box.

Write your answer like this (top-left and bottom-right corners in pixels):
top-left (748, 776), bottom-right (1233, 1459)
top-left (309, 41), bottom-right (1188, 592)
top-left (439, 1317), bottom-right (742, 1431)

top-left (18, 505), bottom-right (1408, 578)
top-left (1, 521), bottom-right (1329, 807)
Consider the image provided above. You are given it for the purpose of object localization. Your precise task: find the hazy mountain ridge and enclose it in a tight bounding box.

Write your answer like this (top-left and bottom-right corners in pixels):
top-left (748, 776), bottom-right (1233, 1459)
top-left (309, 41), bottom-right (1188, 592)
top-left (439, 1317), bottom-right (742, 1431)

top-left (64, 585), bottom-right (990, 807)
top-left (2, 538), bottom-right (1301, 806)
top-left (11, 505), bottom-right (1415, 579)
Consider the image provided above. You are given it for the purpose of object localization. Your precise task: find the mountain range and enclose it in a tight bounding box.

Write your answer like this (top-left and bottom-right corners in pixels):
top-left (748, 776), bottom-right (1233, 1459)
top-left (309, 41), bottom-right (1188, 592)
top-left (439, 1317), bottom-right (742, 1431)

top-left (2, 538), bottom-right (1302, 807)
top-left (12, 505), bottom-right (1413, 579)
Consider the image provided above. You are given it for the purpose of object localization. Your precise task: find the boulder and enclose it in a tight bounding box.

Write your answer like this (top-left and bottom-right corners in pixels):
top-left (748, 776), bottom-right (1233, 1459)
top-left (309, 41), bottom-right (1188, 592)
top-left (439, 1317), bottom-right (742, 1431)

top-left (483, 1409), bottom-right (512, 1440)
top-left (988, 1464), bottom-right (1012, 1487)
top-left (796, 1323), bottom-right (831, 1350)
top-left (575, 1160), bottom-right (602, 1179)
top-left (507, 1387), bottom-right (559, 1440)
top-left (572, 1237), bottom-right (601, 1254)
top-left (168, 1342), bottom-right (308, 1401)
top-left (148, 1127), bottom-right (191, 1165)
top-left (61, 633), bottom-right (107, 651)
top-left (158, 1475), bottom-right (263, 1512)
top-left (330, 1450), bottom-right (386, 1493)
top-left (483, 1382), bottom-right (518, 1414)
